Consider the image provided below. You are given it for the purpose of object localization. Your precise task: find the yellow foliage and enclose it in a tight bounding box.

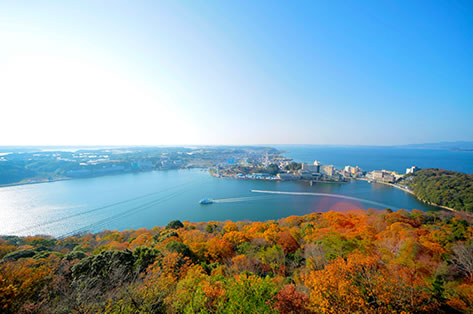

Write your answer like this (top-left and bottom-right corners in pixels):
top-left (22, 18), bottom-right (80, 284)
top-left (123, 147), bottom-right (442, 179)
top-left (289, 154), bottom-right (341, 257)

top-left (129, 233), bottom-right (152, 249)
top-left (223, 231), bottom-right (250, 247)
top-left (263, 224), bottom-right (280, 243)
top-left (223, 221), bottom-right (238, 233)
top-left (304, 253), bottom-right (436, 313)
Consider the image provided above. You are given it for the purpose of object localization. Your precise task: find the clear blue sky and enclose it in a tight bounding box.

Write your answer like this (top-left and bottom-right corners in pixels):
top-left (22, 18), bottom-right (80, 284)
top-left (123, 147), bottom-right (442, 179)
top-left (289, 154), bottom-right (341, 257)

top-left (1, 1), bottom-right (472, 145)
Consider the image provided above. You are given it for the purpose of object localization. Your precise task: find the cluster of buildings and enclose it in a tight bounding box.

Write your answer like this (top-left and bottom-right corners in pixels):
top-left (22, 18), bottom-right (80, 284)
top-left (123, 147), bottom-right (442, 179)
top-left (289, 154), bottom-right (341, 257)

top-left (365, 166), bottom-right (419, 184)
top-left (277, 160), bottom-right (347, 182)
top-left (342, 165), bottom-right (363, 177)
top-left (214, 151), bottom-right (422, 187)
top-left (221, 159), bottom-right (364, 183)
top-left (277, 160), bottom-right (421, 185)
top-left (366, 170), bottom-right (398, 183)
top-left (235, 173), bottom-right (279, 180)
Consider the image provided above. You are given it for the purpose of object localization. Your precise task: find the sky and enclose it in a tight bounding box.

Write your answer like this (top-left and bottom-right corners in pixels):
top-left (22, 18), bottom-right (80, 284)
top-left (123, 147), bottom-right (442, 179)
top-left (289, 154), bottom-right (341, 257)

top-left (0, 1), bottom-right (472, 146)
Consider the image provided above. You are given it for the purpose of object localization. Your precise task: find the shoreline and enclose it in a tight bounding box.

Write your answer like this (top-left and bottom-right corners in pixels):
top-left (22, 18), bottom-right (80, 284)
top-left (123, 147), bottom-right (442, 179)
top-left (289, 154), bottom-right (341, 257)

top-left (217, 173), bottom-right (457, 212)
top-left (0, 167), bottom-right (201, 189)
top-left (359, 178), bottom-right (456, 212)
top-left (1, 165), bottom-right (460, 214)
top-left (0, 177), bottom-right (73, 189)
top-left (358, 178), bottom-right (416, 195)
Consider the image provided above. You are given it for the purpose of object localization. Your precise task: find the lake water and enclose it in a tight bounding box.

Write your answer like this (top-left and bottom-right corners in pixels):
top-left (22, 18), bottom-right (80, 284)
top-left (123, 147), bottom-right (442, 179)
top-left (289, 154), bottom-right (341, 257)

top-left (2, 146), bottom-right (471, 237)
top-left (1, 167), bottom-right (441, 237)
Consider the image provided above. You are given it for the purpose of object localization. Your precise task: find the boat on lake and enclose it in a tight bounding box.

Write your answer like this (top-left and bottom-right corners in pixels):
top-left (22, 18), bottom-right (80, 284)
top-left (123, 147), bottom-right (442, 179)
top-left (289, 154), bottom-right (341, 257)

top-left (199, 198), bottom-right (214, 205)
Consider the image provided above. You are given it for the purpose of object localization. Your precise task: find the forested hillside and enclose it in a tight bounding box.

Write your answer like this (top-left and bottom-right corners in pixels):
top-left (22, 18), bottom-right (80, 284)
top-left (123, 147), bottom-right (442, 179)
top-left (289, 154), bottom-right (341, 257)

top-left (404, 169), bottom-right (473, 212)
top-left (1, 209), bottom-right (473, 313)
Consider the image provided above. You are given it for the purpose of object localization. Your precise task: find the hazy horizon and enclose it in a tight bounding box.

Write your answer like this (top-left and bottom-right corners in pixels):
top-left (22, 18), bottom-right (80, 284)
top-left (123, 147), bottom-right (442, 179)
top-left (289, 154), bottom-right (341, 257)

top-left (1, 1), bottom-right (472, 146)
top-left (1, 140), bottom-right (473, 150)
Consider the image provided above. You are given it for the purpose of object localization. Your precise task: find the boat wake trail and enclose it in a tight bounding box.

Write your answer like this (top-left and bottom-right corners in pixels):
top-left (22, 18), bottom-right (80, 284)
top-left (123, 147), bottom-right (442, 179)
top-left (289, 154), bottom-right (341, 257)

top-left (11, 179), bottom-right (198, 236)
top-left (58, 185), bottom-right (193, 239)
top-left (212, 196), bottom-right (272, 203)
top-left (251, 190), bottom-right (398, 210)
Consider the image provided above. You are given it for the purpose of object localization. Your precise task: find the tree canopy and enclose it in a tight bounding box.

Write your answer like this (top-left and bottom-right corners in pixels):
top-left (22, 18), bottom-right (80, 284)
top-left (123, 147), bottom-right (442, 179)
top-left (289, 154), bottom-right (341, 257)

top-left (1, 210), bottom-right (473, 312)
top-left (403, 168), bottom-right (473, 212)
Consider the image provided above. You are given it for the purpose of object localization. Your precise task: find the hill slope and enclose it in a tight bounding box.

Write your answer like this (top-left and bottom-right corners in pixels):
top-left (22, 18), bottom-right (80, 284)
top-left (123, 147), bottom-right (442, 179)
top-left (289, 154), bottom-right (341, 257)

top-left (403, 168), bottom-right (473, 212)
top-left (1, 210), bottom-right (473, 313)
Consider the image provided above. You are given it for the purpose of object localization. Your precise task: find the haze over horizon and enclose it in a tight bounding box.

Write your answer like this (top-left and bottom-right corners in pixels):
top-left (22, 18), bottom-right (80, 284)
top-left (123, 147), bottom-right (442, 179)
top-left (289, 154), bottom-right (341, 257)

top-left (1, 1), bottom-right (472, 146)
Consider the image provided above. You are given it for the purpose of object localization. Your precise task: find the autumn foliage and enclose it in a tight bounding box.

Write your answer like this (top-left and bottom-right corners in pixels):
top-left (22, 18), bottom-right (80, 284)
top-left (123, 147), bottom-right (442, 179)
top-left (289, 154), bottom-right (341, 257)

top-left (1, 209), bottom-right (473, 313)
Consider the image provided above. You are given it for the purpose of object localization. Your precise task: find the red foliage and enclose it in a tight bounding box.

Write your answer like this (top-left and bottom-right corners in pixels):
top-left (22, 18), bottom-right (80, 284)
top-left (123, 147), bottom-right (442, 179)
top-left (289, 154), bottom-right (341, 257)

top-left (272, 284), bottom-right (311, 314)
top-left (276, 231), bottom-right (299, 254)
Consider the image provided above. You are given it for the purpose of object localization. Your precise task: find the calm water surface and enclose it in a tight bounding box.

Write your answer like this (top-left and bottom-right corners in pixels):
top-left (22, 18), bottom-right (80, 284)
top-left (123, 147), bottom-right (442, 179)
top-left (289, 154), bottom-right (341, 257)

top-left (1, 168), bottom-right (441, 237)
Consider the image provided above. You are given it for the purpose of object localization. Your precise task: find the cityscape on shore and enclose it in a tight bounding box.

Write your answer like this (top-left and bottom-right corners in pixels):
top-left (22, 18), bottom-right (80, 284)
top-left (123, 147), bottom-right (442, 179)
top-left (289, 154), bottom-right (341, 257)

top-left (3, 145), bottom-right (470, 214)
top-left (0, 146), bottom-right (278, 186)
top-left (211, 151), bottom-right (420, 190)
top-left (0, 145), bottom-right (423, 194)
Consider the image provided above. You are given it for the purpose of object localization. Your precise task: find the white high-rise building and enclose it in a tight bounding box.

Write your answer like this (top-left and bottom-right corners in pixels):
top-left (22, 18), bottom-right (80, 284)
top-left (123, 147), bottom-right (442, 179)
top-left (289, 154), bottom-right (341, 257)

top-left (320, 165), bottom-right (334, 176)
top-left (406, 166), bottom-right (419, 174)
top-left (263, 153), bottom-right (270, 167)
